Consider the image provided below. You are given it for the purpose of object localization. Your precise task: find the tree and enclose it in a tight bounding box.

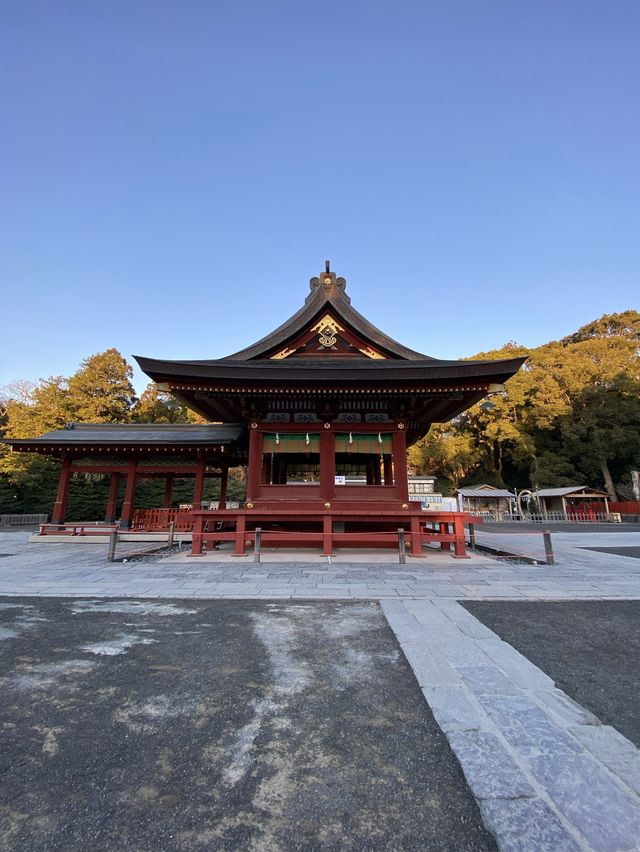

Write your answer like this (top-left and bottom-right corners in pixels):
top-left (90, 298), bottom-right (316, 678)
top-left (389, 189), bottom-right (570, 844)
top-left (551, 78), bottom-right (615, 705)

top-left (67, 348), bottom-right (137, 422)
top-left (131, 384), bottom-right (192, 424)
top-left (411, 311), bottom-right (640, 495)
top-left (0, 350), bottom-right (137, 516)
top-left (408, 425), bottom-right (482, 492)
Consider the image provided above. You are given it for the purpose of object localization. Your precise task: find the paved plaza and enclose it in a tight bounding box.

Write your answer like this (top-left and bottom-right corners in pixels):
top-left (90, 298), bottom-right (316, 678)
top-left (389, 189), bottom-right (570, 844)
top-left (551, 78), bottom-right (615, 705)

top-left (1, 528), bottom-right (640, 850)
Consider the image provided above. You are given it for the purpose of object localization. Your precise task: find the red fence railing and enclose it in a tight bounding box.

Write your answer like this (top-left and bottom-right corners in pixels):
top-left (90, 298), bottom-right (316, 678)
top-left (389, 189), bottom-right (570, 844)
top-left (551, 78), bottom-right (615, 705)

top-left (132, 508), bottom-right (194, 531)
top-left (578, 501), bottom-right (640, 514)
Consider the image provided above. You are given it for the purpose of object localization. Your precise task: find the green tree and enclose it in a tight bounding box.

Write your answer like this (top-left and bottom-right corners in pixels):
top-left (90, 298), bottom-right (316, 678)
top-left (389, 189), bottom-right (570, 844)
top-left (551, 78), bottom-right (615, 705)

top-left (67, 348), bottom-right (137, 422)
top-left (409, 425), bottom-right (482, 492)
top-left (131, 384), bottom-right (191, 423)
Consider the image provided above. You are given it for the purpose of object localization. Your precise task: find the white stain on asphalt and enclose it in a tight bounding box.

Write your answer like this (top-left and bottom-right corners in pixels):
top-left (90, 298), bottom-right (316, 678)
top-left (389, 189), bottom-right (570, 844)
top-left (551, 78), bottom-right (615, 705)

top-left (0, 626), bottom-right (19, 640)
top-left (9, 659), bottom-right (96, 690)
top-left (114, 694), bottom-right (198, 733)
top-left (82, 634), bottom-right (157, 656)
top-left (223, 697), bottom-right (279, 785)
top-left (68, 600), bottom-right (198, 616)
top-left (220, 610), bottom-right (313, 787)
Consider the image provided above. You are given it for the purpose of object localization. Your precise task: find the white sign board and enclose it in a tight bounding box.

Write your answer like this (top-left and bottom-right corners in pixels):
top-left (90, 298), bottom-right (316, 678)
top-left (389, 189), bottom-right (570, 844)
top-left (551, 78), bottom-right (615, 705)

top-left (334, 475), bottom-right (346, 485)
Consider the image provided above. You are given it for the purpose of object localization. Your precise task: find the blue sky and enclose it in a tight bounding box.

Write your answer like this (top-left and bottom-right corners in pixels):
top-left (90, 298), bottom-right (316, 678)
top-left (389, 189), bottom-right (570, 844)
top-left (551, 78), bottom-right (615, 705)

top-left (1, 0), bottom-right (638, 394)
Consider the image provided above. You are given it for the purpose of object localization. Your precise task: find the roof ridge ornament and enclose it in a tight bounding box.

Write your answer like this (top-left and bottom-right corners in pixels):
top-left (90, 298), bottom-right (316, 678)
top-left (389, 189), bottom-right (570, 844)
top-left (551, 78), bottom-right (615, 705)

top-left (309, 259), bottom-right (347, 294)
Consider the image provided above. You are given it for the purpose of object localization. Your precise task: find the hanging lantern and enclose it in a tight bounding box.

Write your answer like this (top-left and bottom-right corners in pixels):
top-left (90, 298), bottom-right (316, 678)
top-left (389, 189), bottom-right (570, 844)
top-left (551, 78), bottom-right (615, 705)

top-left (305, 433), bottom-right (310, 445)
top-left (349, 432), bottom-right (353, 444)
top-left (275, 433), bottom-right (280, 445)
top-left (378, 432), bottom-right (383, 444)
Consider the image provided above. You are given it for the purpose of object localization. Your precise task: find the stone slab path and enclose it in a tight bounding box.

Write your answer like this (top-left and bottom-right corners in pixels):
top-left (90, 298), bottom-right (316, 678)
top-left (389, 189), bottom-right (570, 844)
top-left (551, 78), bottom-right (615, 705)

top-left (382, 598), bottom-right (640, 852)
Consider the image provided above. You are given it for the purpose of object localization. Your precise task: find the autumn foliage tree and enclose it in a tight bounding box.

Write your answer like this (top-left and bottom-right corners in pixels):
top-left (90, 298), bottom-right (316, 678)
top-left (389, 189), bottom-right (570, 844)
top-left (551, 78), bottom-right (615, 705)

top-left (408, 311), bottom-right (640, 496)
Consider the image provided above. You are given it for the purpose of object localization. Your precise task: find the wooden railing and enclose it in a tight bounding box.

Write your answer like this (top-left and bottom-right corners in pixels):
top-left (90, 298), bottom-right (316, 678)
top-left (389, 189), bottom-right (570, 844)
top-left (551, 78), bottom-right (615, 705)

top-left (189, 508), bottom-right (481, 558)
top-left (39, 523), bottom-right (117, 537)
top-left (132, 508), bottom-right (194, 531)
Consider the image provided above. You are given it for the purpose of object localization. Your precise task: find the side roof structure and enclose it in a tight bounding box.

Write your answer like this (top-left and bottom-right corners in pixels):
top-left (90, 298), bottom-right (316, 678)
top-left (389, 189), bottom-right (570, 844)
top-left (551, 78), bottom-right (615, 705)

top-left (5, 422), bottom-right (246, 460)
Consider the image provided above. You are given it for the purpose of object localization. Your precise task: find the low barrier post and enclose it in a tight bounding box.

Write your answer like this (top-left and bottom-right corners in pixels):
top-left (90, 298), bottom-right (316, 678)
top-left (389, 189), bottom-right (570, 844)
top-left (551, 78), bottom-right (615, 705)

top-left (254, 527), bottom-right (262, 563)
top-left (107, 528), bottom-right (118, 562)
top-left (398, 528), bottom-right (406, 564)
top-left (468, 523), bottom-right (476, 552)
top-left (543, 530), bottom-right (554, 565)
top-left (168, 521), bottom-right (175, 548)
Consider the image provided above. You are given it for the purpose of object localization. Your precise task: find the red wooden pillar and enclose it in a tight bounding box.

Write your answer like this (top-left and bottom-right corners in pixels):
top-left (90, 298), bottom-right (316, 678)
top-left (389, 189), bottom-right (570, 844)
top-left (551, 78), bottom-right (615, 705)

top-left (323, 513), bottom-right (333, 555)
top-left (193, 459), bottom-right (206, 508)
top-left (120, 459), bottom-right (138, 528)
top-left (247, 429), bottom-right (263, 501)
top-left (410, 513), bottom-right (422, 555)
top-left (51, 456), bottom-right (72, 524)
top-left (453, 515), bottom-right (469, 558)
top-left (105, 473), bottom-right (120, 523)
top-left (233, 513), bottom-right (247, 556)
top-left (439, 521), bottom-right (451, 551)
top-left (319, 430), bottom-right (335, 502)
top-left (190, 511), bottom-right (204, 556)
top-left (219, 466), bottom-right (229, 509)
top-left (163, 475), bottom-right (174, 508)
top-left (383, 455), bottom-right (393, 485)
top-left (392, 429), bottom-right (410, 502)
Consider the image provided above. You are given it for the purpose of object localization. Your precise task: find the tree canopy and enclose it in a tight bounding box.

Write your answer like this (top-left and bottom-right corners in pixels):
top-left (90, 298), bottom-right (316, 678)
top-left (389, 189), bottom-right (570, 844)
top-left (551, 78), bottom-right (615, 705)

top-left (409, 310), bottom-right (640, 499)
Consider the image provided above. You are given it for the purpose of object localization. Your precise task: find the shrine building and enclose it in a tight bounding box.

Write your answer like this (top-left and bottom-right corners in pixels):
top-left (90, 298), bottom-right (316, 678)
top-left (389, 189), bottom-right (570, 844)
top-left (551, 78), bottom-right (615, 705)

top-left (6, 263), bottom-right (524, 557)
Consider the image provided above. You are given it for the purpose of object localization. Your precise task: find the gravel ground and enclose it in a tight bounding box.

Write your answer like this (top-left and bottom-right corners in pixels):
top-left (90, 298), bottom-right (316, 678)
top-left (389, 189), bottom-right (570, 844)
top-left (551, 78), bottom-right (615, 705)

top-left (462, 600), bottom-right (640, 748)
top-left (0, 597), bottom-right (495, 852)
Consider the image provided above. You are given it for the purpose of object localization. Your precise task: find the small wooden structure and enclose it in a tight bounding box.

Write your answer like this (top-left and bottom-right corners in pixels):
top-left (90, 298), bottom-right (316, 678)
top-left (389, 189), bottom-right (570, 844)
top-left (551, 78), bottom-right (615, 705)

top-left (535, 486), bottom-right (610, 517)
top-left (4, 263), bottom-right (524, 557)
top-left (456, 485), bottom-right (516, 519)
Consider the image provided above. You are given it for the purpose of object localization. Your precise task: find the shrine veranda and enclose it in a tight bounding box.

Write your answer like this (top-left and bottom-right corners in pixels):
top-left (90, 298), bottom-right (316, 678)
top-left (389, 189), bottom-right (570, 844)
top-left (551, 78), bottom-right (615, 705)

top-left (6, 264), bottom-right (524, 557)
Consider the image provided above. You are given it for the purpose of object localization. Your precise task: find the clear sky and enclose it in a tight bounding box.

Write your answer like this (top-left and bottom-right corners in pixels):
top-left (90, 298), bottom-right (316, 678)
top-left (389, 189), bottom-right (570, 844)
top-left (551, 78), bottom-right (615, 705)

top-left (1, 0), bottom-right (638, 394)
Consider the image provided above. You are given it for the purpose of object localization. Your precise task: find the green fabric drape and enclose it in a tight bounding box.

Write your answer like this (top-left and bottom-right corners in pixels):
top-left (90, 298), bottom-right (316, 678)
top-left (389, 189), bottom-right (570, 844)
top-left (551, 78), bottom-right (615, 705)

top-left (263, 433), bottom-right (320, 453)
top-left (334, 433), bottom-right (392, 454)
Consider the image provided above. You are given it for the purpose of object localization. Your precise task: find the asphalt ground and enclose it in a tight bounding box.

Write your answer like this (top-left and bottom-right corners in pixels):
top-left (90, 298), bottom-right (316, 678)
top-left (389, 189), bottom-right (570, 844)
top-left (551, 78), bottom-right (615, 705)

top-left (0, 598), bottom-right (495, 852)
top-left (462, 600), bottom-right (640, 749)
top-left (581, 545), bottom-right (640, 558)
top-left (482, 522), bottom-right (640, 534)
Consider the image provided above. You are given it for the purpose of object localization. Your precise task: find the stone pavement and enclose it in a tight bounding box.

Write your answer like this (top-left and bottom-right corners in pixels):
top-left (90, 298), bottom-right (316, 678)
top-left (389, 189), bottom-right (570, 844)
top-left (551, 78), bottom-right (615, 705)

top-left (2, 530), bottom-right (640, 601)
top-left (2, 529), bottom-right (640, 850)
top-left (383, 598), bottom-right (640, 852)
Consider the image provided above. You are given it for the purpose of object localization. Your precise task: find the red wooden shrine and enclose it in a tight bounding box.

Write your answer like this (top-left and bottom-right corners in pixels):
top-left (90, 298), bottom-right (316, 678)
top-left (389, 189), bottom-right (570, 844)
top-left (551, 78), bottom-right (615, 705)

top-left (6, 263), bottom-right (524, 557)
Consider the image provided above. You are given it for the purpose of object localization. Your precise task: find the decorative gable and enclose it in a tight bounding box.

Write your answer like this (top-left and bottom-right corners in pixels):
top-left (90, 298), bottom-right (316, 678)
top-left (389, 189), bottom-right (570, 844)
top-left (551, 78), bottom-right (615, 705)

top-left (269, 312), bottom-right (387, 359)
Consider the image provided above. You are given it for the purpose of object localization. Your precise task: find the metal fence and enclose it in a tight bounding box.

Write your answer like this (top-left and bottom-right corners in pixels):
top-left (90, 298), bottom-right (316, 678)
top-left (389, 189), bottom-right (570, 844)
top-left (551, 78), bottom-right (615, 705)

top-left (1, 513), bottom-right (48, 526)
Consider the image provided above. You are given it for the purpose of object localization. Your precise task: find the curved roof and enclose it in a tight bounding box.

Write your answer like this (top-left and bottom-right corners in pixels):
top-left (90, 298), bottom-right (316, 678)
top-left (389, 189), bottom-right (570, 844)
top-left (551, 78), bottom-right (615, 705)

top-left (222, 272), bottom-right (431, 361)
top-left (135, 354), bottom-right (525, 386)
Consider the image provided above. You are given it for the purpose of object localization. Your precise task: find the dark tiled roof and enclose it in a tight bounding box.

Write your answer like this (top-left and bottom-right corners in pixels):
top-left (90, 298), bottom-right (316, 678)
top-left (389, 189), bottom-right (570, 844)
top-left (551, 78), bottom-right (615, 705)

top-left (134, 355), bottom-right (526, 385)
top-left (222, 277), bottom-right (431, 361)
top-left (5, 423), bottom-right (245, 447)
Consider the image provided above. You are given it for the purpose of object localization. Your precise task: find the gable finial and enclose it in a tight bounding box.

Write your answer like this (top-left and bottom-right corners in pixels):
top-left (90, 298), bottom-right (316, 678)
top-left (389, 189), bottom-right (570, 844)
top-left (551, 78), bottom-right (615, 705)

top-left (308, 261), bottom-right (349, 300)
